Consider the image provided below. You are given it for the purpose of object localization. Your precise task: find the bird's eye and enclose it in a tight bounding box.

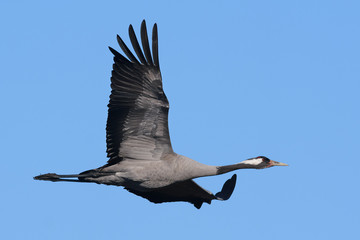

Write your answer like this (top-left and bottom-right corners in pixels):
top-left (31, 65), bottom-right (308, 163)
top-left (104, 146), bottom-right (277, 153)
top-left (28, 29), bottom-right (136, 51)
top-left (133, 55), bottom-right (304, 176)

top-left (257, 156), bottom-right (268, 162)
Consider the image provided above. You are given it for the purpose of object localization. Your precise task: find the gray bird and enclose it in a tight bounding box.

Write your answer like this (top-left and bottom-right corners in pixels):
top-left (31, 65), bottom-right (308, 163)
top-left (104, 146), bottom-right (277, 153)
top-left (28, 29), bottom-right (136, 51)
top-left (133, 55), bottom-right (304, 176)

top-left (34, 20), bottom-right (288, 209)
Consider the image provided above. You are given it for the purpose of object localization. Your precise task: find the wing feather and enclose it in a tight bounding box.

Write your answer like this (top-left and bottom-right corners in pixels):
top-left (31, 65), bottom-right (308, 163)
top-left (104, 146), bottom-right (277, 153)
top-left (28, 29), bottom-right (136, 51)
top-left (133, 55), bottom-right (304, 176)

top-left (105, 20), bottom-right (172, 166)
top-left (140, 20), bottom-right (154, 65)
top-left (125, 180), bottom-right (216, 209)
top-left (116, 35), bottom-right (140, 64)
top-left (125, 174), bottom-right (237, 209)
top-left (129, 25), bottom-right (147, 64)
top-left (152, 24), bottom-right (159, 67)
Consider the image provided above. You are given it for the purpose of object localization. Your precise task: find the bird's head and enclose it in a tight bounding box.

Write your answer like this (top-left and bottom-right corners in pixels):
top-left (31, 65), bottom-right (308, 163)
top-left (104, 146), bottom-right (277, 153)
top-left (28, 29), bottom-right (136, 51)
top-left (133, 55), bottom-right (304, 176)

top-left (240, 156), bottom-right (288, 169)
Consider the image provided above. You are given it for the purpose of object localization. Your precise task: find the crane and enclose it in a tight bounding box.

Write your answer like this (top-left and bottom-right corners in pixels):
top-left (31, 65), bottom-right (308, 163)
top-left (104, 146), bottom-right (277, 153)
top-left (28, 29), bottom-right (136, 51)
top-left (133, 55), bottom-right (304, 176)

top-left (34, 20), bottom-right (288, 209)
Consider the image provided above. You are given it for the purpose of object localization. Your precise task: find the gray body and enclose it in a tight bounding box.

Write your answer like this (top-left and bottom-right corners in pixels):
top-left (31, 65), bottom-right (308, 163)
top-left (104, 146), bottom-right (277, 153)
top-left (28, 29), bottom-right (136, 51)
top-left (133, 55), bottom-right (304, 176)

top-left (34, 20), bottom-right (287, 209)
top-left (87, 154), bottom-right (217, 190)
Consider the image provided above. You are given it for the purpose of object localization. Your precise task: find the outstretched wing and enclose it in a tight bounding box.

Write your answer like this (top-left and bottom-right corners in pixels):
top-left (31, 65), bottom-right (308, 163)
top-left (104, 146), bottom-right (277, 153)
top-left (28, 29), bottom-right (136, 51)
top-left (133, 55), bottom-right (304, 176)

top-left (106, 20), bottom-right (173, 166)
top-left (126, 174), bottom-right (237, 209)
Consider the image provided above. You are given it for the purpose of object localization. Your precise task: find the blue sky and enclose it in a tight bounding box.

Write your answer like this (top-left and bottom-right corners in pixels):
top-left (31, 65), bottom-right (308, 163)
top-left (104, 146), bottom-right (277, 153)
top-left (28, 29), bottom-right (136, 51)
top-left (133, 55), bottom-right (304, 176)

top-left (1, 0), bottom-right (359, 239)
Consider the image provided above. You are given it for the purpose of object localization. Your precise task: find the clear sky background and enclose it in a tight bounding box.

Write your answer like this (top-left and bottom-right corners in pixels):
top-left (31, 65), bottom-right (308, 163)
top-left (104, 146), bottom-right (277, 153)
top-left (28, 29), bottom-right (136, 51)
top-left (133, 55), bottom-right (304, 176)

top-left (1, 0), bottom-right (359, 239)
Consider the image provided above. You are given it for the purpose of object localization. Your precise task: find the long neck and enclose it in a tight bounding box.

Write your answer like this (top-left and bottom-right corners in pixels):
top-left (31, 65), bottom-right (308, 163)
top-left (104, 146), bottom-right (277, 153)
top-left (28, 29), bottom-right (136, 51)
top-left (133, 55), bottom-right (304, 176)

top-left (176, 155), bottom-right (258, 180)
top-left (216, 163), bottom-right (257, 175)
top-left (176, 155), bottom-right (218, 180)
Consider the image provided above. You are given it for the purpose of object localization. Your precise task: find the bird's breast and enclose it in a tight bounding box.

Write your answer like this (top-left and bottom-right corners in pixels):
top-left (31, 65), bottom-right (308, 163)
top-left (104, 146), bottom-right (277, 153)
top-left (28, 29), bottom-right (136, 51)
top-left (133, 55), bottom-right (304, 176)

top-left (109, 155), bottom-right (217, 191)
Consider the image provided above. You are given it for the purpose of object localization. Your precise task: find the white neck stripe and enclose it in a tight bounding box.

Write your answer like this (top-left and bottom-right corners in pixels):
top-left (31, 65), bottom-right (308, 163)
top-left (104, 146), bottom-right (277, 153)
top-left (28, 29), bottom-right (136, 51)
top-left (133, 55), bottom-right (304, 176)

top-left (241, 158), bottom-right (263, 165)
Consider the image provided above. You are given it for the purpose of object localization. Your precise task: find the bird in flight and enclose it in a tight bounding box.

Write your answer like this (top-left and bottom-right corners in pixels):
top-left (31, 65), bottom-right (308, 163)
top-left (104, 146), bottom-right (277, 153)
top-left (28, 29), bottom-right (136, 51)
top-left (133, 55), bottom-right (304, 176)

top-left (34, 20), bottom-right (288, 209)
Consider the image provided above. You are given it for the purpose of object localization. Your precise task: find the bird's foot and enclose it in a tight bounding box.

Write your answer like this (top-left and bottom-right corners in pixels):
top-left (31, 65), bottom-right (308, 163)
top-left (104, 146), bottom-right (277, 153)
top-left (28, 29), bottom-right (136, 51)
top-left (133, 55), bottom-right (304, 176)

top-left (34, 173), bottom-right (60, 181)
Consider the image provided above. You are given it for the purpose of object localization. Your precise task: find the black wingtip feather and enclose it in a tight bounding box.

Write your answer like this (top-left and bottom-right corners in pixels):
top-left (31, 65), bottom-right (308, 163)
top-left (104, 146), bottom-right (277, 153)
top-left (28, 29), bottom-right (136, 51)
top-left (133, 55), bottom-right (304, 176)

top-left (215, 174), bottom-right (237, 201)
top-left (140, 20), bottom-right (154, 66)
top-left (108, 46), bottom-right (131, 64)
top-left (152, 23), bottom-right (159, 67)
top-left (129, 24), bottom-right (147, 64)
top-left (108, 46), bottom-right (119, 56)
top-left (116, 34), bottom-right (140, 64)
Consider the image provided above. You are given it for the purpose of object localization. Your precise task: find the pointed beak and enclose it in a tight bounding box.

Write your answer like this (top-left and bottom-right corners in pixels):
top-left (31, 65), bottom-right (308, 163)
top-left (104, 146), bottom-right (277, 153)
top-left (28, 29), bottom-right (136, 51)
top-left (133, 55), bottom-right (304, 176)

top-left (270, 160), bottom-right (288, 167)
